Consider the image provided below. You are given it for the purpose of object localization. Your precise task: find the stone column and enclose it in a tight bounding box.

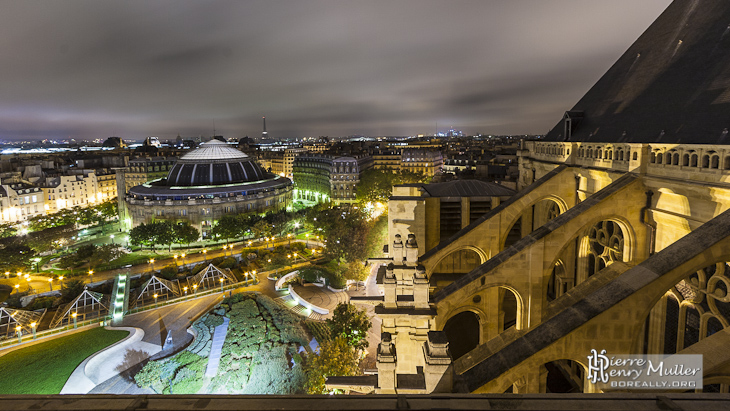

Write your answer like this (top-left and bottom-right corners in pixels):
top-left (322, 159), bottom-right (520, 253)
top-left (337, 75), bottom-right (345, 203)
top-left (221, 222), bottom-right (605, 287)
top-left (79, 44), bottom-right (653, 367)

top-left (405, 234), bottom-right (418, 265)
top-left (392, 234), bottom-right (404, 264)
top-left (413, 265), bottom-right (429, 309)
top-left (384, 264), bottom-right (397, 309)
top-left (376, 333), bottom-right (397, 394)
top-left (423, 331), bottom-right (453, 393)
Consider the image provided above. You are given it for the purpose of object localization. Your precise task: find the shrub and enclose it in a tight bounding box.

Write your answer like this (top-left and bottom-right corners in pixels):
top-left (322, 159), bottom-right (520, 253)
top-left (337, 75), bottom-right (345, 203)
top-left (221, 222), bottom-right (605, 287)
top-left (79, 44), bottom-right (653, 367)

top-left (159, 266), bottom-right (178, 280)
top-left (203, 313), bottom-right (224, 327)
top-left (305, 320), bottom-right (331, 344)
top-left (26, 296), bottom-right (55, 310)
top-left (217, 257), bottom-right (237, 269)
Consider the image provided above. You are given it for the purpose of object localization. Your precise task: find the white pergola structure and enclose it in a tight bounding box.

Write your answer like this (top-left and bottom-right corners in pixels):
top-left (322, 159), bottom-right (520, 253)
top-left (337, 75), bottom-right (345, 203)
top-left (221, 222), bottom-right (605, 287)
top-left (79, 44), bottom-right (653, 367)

top-left (0, 307), bottom-right (43, 338)
top-left (135, 275), bottom-right (180, 306)
top-left (50, 289), bottom-right (108, 329)
top-left (187, 264), bottom-right (236, 291)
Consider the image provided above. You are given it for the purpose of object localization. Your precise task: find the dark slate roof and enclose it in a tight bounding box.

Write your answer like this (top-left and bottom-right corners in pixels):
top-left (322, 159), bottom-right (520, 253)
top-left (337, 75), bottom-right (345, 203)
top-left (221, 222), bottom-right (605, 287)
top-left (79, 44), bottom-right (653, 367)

top-left (420, 180), bottom-right (515, 198)
top-left (544, 0), bottom-right (730, 144)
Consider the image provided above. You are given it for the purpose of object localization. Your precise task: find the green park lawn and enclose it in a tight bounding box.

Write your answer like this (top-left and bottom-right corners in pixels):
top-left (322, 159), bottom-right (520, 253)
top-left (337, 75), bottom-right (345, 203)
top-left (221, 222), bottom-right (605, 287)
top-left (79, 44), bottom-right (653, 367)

top-left (0, 327), bottom-right (129, 394)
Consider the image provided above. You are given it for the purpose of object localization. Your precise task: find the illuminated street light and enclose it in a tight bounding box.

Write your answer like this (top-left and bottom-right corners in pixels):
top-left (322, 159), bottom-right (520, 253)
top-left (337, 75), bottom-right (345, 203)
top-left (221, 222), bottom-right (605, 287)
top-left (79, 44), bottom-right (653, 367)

top-left (88, 270), bottom-right (94, 282)
top-left (110, 234), bottom-right (115, 245)
top-left (219, 277), bottom-right (224, 292)
top-left (15, 326), bottom-right (21, 343)
top-left (203, 249), bottom-right (207, 262)
top-left (193, 284), bottom-right (198, 294)
top-left (72, 312), bottom-right (78, 328)
top-left (153, 293), bottom-right (158, 307)
top-left (48, 278), bottom-right (53, 291)
top-left (30, 321), bottom-right (37, 339)
top-left (183, 286), bottom-right (188, 295)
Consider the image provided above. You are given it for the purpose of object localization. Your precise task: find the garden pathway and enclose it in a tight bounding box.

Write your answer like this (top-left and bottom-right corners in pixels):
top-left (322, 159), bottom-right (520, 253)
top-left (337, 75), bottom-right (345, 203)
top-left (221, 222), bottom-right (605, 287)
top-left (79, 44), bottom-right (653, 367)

top-left (204, 316), bottom-right (229, 377)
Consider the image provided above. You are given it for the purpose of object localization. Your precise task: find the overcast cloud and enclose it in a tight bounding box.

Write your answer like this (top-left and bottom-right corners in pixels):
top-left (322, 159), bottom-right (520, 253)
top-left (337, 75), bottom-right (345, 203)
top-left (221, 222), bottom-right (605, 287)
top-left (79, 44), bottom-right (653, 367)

top-left (0, 0), bottom-right (671, 140)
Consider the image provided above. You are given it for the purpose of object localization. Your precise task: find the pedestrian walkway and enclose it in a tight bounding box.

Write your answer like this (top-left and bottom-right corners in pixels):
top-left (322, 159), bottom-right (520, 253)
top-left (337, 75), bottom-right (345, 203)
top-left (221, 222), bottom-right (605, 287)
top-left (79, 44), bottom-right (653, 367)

top-left (205, 317), bottom-right (229, 377)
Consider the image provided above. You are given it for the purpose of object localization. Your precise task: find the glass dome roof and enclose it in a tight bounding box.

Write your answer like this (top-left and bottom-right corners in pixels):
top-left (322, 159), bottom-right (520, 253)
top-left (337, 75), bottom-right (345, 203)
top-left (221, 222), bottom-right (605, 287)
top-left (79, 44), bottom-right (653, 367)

top-left (166, 140), bottom-right (268, 186)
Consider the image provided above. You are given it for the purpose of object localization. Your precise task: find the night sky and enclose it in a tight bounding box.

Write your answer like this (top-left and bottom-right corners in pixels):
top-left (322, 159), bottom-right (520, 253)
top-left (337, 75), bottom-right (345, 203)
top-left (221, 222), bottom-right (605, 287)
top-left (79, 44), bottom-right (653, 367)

top-left (0, 1), bottom-right (671, 141)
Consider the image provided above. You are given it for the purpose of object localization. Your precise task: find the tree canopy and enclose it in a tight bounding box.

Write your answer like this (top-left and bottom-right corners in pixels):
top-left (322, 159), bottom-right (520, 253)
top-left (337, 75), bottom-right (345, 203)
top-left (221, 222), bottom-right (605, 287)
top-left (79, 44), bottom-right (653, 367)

top-left (355, 168), bottom-right (430, 205)
top-left (302, 336), bottom-right (359, 394)
top-left (129, 220), bottom-right (200, 251)
top-left (327, 303), bottom-right (372, 352)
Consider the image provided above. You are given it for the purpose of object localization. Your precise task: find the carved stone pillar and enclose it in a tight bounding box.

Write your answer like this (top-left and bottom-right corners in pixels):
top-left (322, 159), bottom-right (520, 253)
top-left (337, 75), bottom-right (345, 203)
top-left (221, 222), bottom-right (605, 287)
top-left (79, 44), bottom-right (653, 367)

top-left (377, 332), bottom-right (397, 394)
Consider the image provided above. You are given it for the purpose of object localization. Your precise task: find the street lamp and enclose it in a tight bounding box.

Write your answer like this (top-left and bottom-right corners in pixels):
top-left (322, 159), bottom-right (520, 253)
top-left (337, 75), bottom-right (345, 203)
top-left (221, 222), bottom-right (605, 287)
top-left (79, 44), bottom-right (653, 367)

top-left (15, 326), bottom-right (21, 343)
top-left (293, 252), bottom-right (298, 263)
top-left (14, 284), bottom-right (19, 293)
top-left (72, 312), bottom-right (78, 328)
top-left (192, 284), bottom-right (198, 294)
top-left (222, 245), bottom-right (228, 256)
top-left (149, 259), bottom-right (155, 271)
top-left (110, 234), bottom-right (115, 245)
top-left (219, 277), bottom-right (224, 292)
top-left (306, 233), bottom-right (309, 247)
top-left (58, 275), bottom-right (64, 289)
top-left (30, 321), bottom-right (37, 340)
top-left (173, 254), bottom-right (178, 266)
top-left (153, 293), bottom-right (158, 307)
top-left (183, 286), bottom-right (188, 295)
top-left (48, 278), bottom-right (53, 291)
top-left (88, 269), bottom-right (94, 282)
top-left (202, 249), bottom-right (207, 262)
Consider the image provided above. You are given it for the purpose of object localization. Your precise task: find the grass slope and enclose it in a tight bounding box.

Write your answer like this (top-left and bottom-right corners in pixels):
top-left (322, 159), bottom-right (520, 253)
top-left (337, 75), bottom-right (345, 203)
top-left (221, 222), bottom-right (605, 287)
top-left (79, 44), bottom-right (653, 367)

top-left (0, 327), bottom-right (129, 394)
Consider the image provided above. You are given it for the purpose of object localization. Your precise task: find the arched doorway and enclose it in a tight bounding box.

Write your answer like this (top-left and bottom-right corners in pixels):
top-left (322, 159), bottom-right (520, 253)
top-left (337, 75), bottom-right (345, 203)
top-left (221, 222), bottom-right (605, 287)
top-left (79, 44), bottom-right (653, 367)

top-left (544, 360), bottom-right (585, 393)
top-left (443, 311), bottom-right (481, 361)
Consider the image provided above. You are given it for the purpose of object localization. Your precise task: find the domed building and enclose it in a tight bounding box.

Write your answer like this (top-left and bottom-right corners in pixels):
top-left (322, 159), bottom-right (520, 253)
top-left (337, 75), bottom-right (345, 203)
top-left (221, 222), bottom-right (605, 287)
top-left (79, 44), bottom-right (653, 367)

top-left (123, 140), bottom-right (292, 238)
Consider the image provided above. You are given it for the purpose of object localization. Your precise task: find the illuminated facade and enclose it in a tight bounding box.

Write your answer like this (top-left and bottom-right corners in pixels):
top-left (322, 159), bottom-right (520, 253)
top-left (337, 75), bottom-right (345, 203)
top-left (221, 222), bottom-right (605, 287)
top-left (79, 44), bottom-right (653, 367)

top-left (292, 154), bottom-right (372, 204)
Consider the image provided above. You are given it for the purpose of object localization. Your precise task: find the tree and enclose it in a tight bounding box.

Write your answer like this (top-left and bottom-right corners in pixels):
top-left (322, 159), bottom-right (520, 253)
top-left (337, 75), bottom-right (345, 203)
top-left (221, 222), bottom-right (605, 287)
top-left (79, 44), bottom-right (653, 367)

top-left (174, 222), bottom-right (199, 248)
top-left (251, 220), bottom-right (271, 241)
top-left (75, 244), bottom-right (97, 268)
top-left (302, 336), bottom-right (359, 394)
top-left (59, 279), bottom-right (85, 304)
top-left (88, 244), bottom-right (123, 270)
top-left (0, 224), bottom-right (17, 239)
top-left (211, 214), bottom-right (243, 243)
top-left (0, 242), bottom-right (36, 273)
top-left (341, 261), bottom-right (369, 284)
top-left (326, 303), bottom-right (372, 352)
top-left (154, 221), bottom-right (177, 251)
top-left (309, 206), bottom-right (371, 262)
top-left (355, 168), bottom-right (429, 205)
top-left (24, 224), bottom-right (75, 254)
top-left (129, 222), bottom-right (155, 250)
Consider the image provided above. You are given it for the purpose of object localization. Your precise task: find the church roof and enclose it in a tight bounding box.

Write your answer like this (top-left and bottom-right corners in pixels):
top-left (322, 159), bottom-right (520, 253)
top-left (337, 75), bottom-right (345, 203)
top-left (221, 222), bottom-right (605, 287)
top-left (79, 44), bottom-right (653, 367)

top-left (420, 180), bottom-right (515, 198)
top-left (544, 0), bottom-right (730, 144)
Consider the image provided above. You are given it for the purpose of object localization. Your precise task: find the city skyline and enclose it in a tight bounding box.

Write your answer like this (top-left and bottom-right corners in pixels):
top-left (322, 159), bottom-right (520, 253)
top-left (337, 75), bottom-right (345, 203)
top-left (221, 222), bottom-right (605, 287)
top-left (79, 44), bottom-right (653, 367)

top-left (0, 0), bottom-right (670, 140)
